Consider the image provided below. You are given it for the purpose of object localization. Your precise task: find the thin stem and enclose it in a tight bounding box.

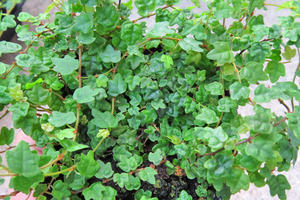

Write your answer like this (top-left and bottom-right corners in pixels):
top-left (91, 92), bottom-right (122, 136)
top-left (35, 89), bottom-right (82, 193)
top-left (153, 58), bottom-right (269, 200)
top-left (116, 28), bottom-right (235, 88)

top-left (40, 152), bottom-right (66, 170)
top-left (273, 116), bottom-right (288, 127)
top-left (278, 99), bottom-right (292, 113)
top-left (292, 48), bottom-right (300, 111)
top-left (205, 2), bottom-right (214, 34)
top-left (2, 62), bottom-right (17, 79)
top-left (0, 144), bottom-right (36, 154)
top-left (44, 164), bottom-right (77, 177)
top-left (111, 97), bottom-right (115, 115)
top-left (0, 172), bottom-right (17, 176)
top-left (93, 136), bottom-right (107, 153)
top-left (264, 3), bottom-right (296, 9)
top-left (232, 62), bottom-right (241, 83)
top-left (118, 0), bottom-right (121, 9)
top-left (0, 109), bottom-right (9, 120)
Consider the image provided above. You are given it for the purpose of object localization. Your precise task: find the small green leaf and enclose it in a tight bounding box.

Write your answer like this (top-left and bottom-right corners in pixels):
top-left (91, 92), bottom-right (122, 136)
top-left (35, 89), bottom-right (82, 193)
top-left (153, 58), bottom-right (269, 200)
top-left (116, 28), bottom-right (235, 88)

top-left (138, 167), bottom-right (158, 184)
top-left (249, 42), bottom-right (271, 63)
top-left (267, 175), bottom-right (291, 200)
top-left (228, 21), bottom-right (244, 37)
top-left (149, 149), bottom-right (166, 165)
top-left (214, 2), bottom-right (233, 20)
top-left (6, 140), bottom-right (41, 177)
top-left (240, 61), bottom-right (268, 84)
top-left (0, 15), bottom-right (16, 31)
top-left (73, 85), bottom-right (101, 103)
top-left (0, 41), bottom-right (22, 56)
top-left (177, 190), bottom-right (193, 200)
top-left (60, 140), bottom-right (89, 152)
top-left (147, 21), bottom-right (175, 36)
top-left (229, 82), bottom-right (250, 100)
top-left (202, 127), bottom-right (228, 149)
top-left (83, 182), bottom-right (117, 200)
top-left (108, 73), bottom-right (127, 96)
top-left (217, 97), bottom-right (237, 112)
top-left (196, 108), bottom-right (219, 124)
top-left (52, 180), bottom-right (71, 200)
top-left (0, 127), bottom-right (14, 145)
top-left (48, 111), bottom-right (76, 127)
top-left (56, 128), bottom-right (75, 140)
top-left (134, 0), bottom-right (156, 17)
top-left (77, 151), bottom-right (100, 178)
top-left (27, 84), bottom-right (50, 105)
top-left (8, 101), bottom-right (29, 121)
top-left (226, 168), bottom-right (250, 194)
top-left (91, 109), bottom-right (118, 128)
top-left (169, 9), bottom-right (186, 26)
top-left (191, 0), bottom-right (200, 8)
top-left (282, 45), bottom-right (296, 60)
top-left (204, 82), bottom-right (223, 95)
top-left (95, 160), bottom-right (114, 179)
top-left (161, 54), bottom-right (173, 69)
top-left (204, 153), bottom-right (233, 179)
top-left (207, 42), bottom-right (234, 65)
top-left (245, 137), bottom-right (274, 162)
top-left (12, 173), bottom-right (44, 194)
top-left (178, 38), bottom-right (203, 53)
top-left (73, 13), bottom-right (93, 33)
top-left (99, 44), bottom-right (121, 63)
top-left (142, 108), bottom-right (157, 124)
top-left (265, 61), bottom-right (285, 83)
top-left (52, 55), bottom-right (80, 75)
top-left (121, 21), bottom-right (142, 45)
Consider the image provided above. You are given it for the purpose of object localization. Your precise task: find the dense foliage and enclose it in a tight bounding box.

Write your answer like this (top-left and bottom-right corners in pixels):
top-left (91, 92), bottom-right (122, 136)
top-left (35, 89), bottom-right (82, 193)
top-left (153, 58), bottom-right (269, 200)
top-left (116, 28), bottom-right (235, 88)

top-left (1, 0), bottom-right (300, 199)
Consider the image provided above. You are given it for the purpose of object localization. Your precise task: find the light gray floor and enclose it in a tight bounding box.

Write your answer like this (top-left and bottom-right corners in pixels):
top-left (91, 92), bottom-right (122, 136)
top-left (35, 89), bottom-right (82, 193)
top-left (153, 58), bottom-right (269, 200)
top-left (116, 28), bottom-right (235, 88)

top-left (0, 0), bottom-right (299, 199)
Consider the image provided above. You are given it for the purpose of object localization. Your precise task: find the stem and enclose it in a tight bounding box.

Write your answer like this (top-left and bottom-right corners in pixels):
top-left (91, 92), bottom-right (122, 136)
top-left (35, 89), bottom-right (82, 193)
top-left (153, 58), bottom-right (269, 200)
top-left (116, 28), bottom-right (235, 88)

top-left (93, 136), bottom-right (107, 153)
top-left (74, 46), bottom-right (83, 140)
top-left (0, 109), bottom-right (9, 120)
top-left (2, 62), bottom-right (17, 79)
top-left (205, 2), bottom-right (214, 34)
top-left (0, 172), bottom-right (17, 176)
top-left (118, 0), bottom-right (121, 9)
top-left (278, 99), bottom-right (292, 113)
top-left (0, 144), bottom-right (36, 154)
top-left (292, 48), bottom-right (300, 111)
top-left (264, 3), bottom-right (296, 9)
top-left (273, 116), bottom-right (288, 127)
top-left (111, 97), bottom-right (115, 115)
top-left (44, 164), bottom-right (77, 177)
top-left (232, 61), bottom-right (241, 83)
top-left (40, 152), bottom-right (66, 170)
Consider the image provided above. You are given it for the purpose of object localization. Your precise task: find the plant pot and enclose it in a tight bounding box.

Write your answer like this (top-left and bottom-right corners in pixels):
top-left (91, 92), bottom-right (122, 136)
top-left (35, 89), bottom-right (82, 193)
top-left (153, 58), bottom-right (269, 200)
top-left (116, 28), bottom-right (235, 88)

top-left (0, 1), bottom-right (25, 41)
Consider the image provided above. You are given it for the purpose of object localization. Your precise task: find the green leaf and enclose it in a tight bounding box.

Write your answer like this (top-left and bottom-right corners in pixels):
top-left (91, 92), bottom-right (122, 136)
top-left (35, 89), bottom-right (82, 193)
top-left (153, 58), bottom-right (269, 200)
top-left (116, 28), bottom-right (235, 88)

top-left (246, 106), bottom-right (273, 134)
top-left (229, 82), bottom-right (250, 100)
top-left (59, 140), bottom-right (89, 152)
top-left (113, 173), bottom-right (129, 188)
top-left (0, 15), bottom-right (16, 31)
top-left (151, 99), bottom-right (166, 110)
top-left (0, 41), bottom-right (22, 56)
top-left (9, 84), bottom-right (23, 101)
top-left (147, 21), bottom-right (175, 36)
top-left (125, 175), bottom-right (141, 191)
top-left (96, 74), bottom-right (109, 87)
top-left (99, 44), bottom-right (121, 63)
top-left (169, 9), bottom-right (186, 26)
top-left (226, 168), bottom-right (250, 194)
top-left (214, 2), bottom-right (233, 20)
top-left (91, 109), bottom-right (118, 128)
top-left (0, 86), bottom-right (12, 104)
top-left (149, 149), bottom-right (166, 165)
top-left (12, 173), bottom-right (44, 194)
top-left (267, 175), bottom-right (291, 200)
top-left (6, 140), bottom-right (41, 177)
top-left (77, 151), bottom-right (100, 178)
top-left (52, 180), bottom-right (71, 200)
top-left (52, 55), bottom-right (80, 75)
top-left (196, 108), bottom-right (219, 124)
top-left (73, 13), bottom-right (93, 33)
top-left (265, 61), bottom-right (285, 83)
top-left (253, 84), bottom-right (277, 103)
top-left (249, 42), bottom-right (271, 63)
top-left (245, 137), bottom-right (274, 162)
top-left (191, 0), bottom-right (200, 8)
top-left (142, 108), bottom-right (157, 124)
top-left (134, 0), bottom-right (156, 17)
top-left (287, 107), bottom-right (300, 138)
top-left (107, 73), bottom-right (127, 97)
top-left (240, 154), bottom-right (262, 172)
top-left (56, 128), bottom-right (75, 140)
top-left (48, 111), bottom-right (76, 127)
top-left (95, 160), bottom-right (114, 179)
top-left (204, 153), bottom-right (233, 179)
top-left (118, 155), bottom-right (140, 172)
top-left (27, 84), bottom-right (50, 105)
top-left (178, 38), bottom-right (203, 53)
top-left (78, 31), bottom-right (95, 44)
top-left (249, 171), bottom-right (266, 187)
top-left (128, 91), bottom-right (142, 106)
top-left (73, 85), bottom-right (101, 103)
top-left (228, 21), bottom-right (244, 37)
top-left (202, 127), bottom-right (228, 149)
top-left (83, 182), bottom-right (117, 200)
top-left (207, 42), bottom-right (234, 65)
top-left (240, 61), bottom-right (268, 84)
top-left (121, 21), bottom-right (142, 45)
top-left (95, 5), bottom-right (119, 33)
top-left (282, 45), bottom-right (296, 60)
top-left (217, 97), bottom-right (237, 112)
top-left (138, 167), bottom-right (157, 184)
top-left (204, 82), bottom-right (223, 95)
top-left (8, 101), bottom-right (29, 121)
top-left (81, 0), bottom-right (99, 7)
top-left (177, 190), bottom-right (193, 200)
top-left (0, 127), bottom-right (14, 145)
top-left (183, 96), bottom-right (197, 114)
top-left (161, 54), bottom-right (173, 69)
top-left (248, 0), bottom-right (264, 13)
